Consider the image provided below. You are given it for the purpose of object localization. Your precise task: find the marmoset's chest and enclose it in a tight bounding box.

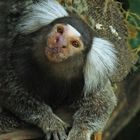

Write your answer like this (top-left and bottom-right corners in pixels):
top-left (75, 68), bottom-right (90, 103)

top-left (38, 77), bottom-right (84, 108)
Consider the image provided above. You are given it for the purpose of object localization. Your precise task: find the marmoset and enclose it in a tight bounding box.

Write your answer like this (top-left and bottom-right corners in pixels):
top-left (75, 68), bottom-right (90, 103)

top-left (0, 0), bottom-right (117, 140)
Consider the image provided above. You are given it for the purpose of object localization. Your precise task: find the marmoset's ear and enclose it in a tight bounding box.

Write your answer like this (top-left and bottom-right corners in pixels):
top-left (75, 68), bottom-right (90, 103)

top-left (84, 37), bottom-right (118, 94)
top-left (17, 0), bottom-right (69, 34)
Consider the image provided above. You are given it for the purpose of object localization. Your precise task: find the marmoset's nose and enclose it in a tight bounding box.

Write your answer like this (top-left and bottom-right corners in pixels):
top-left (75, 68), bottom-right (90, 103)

top-left (55, 34), bottom-right (67, 49)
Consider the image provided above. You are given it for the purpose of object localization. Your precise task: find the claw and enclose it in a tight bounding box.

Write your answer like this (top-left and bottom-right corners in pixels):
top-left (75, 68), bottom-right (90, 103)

top-left (46, 131), bottom-right (51, 140)
top-left (58, 131), bottom-right (67, 140)
top-left (53, 131), bottom-right (59, 140)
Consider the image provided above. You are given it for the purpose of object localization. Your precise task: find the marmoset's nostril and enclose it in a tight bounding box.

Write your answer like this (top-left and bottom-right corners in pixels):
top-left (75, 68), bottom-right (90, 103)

top-left (56, 37), bottom-right (59, 43)
top-left (62, 45), bottom-right (66, 48)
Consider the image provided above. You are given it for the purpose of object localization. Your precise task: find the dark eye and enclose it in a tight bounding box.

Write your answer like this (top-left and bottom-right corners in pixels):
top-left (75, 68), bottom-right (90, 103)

top-left (71, 40), bottom-right (80, 48)
top-left (57, 26), bottom-right (64, 34)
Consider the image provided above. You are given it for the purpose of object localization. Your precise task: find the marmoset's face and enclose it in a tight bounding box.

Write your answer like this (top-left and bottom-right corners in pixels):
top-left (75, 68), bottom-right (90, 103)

top-left (45, 23), bottom-right (84, 63)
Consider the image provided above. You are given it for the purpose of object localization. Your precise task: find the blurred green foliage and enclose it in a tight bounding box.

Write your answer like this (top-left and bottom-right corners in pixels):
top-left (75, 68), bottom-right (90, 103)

top-left (128, 0), bottom-right (140, 15)
top-left (128, 0), bottom-right (140, 49)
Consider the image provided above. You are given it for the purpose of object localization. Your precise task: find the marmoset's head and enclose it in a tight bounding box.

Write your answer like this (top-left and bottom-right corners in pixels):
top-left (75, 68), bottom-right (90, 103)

top-left (17, 0), bottom-right (117, 94)
top-left (43, 16), bottom-right (93, 63)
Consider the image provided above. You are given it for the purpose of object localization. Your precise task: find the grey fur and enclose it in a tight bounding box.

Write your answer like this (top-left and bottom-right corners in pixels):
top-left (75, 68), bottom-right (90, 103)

top-left (0, 0), bottom-right (117, 140)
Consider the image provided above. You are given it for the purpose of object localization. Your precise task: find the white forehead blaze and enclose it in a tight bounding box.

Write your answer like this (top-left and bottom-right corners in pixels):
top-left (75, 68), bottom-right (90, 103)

top-left (66, 24), bottom-right (81, 37)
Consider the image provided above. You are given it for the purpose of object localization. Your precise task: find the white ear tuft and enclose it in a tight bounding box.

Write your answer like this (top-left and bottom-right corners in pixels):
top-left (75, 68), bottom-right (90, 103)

top-left (17, 0), bottom-right (69, 34)
top-left (84, 37), bottom-right (118, 95)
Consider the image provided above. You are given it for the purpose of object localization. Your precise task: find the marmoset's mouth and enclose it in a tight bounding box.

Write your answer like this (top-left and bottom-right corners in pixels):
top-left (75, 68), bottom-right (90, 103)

top-left (46, 47), bottom-right (62, 54)
top-left (45, 47), bottom-right (67, 63)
